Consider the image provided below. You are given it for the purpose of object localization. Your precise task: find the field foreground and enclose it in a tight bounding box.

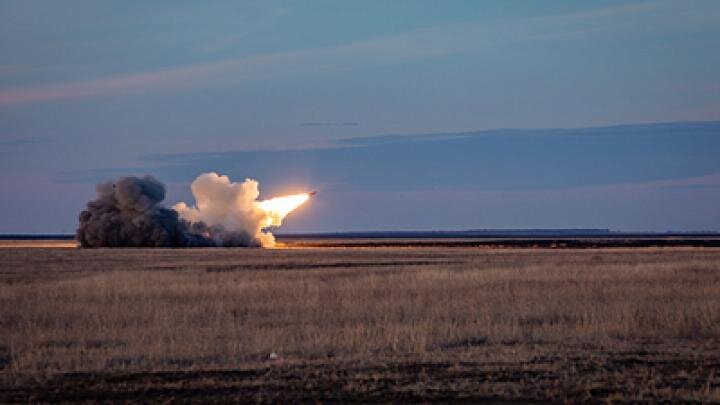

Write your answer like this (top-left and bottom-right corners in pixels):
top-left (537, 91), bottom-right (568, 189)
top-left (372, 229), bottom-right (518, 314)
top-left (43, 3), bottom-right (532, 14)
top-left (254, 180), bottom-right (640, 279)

top-left (1, 242), bottom-right (720, 401)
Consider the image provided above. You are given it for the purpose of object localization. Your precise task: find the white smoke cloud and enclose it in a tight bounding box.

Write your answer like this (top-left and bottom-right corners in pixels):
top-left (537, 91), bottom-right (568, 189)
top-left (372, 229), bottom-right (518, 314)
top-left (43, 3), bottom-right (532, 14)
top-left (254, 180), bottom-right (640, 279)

top-left (174, 172), bottom-right (307, 247)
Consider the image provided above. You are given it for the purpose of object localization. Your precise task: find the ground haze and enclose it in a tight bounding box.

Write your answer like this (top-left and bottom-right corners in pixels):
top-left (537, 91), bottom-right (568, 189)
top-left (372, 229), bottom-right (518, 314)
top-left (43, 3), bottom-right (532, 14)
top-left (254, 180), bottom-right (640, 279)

top-left (1, 242), bottom-right (720, 401)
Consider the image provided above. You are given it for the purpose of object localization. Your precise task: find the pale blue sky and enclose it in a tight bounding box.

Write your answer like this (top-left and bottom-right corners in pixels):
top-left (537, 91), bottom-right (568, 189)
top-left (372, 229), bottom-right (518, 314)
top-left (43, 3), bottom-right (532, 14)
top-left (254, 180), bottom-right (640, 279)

top-left (1, 1), bottom-right (719, 233)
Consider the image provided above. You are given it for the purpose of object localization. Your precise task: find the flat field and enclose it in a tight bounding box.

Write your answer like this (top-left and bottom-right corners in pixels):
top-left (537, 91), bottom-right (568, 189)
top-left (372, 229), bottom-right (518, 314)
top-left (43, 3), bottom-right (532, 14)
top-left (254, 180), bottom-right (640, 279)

top-left (1, 241), bottom-right (720, 401)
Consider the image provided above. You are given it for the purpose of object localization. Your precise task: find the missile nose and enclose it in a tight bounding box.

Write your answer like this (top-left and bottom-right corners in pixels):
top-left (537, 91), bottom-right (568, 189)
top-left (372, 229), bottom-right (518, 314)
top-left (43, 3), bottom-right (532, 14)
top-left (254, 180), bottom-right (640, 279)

top-left (309, 191), bottom-right (317, 196)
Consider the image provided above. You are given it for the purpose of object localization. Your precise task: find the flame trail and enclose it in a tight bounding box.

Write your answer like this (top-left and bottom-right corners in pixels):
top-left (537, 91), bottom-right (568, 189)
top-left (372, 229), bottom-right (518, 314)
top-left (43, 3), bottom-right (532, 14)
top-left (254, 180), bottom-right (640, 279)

top-left (258, 193), bottom-right (310, 228)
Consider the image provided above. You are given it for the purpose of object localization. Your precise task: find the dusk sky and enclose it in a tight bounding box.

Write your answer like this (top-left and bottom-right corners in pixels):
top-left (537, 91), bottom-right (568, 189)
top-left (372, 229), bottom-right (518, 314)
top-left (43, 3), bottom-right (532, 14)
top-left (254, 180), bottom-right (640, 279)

top-left (1, 0), bottom-right (719, 233)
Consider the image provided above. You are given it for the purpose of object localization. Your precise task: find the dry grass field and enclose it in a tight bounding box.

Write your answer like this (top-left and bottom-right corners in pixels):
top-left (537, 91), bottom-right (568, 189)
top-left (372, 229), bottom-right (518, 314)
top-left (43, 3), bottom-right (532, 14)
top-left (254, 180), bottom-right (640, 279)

top-left (1, 241), bottom-right (720, 401)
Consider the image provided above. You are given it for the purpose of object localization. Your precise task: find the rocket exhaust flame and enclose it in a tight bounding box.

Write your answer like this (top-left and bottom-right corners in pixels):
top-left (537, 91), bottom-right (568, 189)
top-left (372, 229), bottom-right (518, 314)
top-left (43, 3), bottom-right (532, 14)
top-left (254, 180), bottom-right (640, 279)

top-left (258, 193), bottom-right (311, 229)
top-left (76, 172), bottom-right (311, 248)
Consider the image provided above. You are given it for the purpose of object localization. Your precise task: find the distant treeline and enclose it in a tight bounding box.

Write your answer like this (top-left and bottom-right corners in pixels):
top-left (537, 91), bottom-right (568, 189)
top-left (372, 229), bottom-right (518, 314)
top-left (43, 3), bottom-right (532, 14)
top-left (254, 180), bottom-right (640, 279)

top-left (0, 234), bottom-right (76, 240)
top-left (276, 229), bottom-right (720, 239)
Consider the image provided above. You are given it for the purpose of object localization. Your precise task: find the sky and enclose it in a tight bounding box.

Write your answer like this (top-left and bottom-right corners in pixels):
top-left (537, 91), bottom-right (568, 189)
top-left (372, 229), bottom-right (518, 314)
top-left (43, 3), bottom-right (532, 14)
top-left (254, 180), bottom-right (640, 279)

top-left (1, 0), bottom-right (719, 233)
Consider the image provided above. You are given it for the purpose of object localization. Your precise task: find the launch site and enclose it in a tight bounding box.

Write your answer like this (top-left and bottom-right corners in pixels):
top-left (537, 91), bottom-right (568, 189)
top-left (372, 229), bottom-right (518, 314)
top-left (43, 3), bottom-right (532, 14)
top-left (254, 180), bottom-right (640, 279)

top-left (2, 1), bottom-right (720, 402)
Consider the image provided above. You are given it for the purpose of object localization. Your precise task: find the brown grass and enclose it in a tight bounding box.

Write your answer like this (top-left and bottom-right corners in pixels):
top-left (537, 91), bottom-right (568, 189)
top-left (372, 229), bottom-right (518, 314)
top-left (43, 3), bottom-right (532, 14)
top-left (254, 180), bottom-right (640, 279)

top-left (1, 244), bottom-right (720, 401)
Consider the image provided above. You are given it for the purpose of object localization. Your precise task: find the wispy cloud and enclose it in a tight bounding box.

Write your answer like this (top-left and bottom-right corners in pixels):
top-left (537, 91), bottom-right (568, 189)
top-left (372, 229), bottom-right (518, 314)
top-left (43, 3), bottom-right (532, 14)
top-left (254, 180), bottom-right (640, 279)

top-left (562, 173), bottom-right (720, 193)
top-left (0, 135), bottom-right (52, 147)
top-left (0, 39), bottom-right (441, 106)
top-left (300, 122), bottom-right (360, 127)
top-left (0, 0), bottom-right (708, 107)
top-left (0, 65), bottom-right (22, 76)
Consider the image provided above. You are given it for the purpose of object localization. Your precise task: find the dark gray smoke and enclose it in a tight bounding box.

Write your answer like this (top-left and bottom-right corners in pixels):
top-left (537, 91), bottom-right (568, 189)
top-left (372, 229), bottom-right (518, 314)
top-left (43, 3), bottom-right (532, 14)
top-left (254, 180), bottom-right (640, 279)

top-left (76, 175), bottom-right (260, 247)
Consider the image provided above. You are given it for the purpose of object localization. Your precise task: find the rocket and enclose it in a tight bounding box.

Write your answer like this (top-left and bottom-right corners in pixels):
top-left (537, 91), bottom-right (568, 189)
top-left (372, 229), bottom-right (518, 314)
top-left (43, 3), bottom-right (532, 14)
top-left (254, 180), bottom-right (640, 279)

top-left (308, 191), bottom-right (317, 196)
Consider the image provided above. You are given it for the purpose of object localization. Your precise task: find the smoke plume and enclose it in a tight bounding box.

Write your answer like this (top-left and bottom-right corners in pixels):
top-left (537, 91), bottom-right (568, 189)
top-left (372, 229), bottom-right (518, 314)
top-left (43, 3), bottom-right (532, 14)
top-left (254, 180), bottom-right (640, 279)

top-left (77, 173), bottom-right (308, 248)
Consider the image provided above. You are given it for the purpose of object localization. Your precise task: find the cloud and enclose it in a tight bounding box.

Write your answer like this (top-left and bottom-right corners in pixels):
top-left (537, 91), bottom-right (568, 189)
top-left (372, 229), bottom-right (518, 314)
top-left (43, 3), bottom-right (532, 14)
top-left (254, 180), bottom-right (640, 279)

top-left (0, 65), bottom-right (21, 76)
top-left (0, 136), bottom-right (52, 147)
top-left (300, 122), bottom-right (360, 127)
top-left (553, 173), bottom-right (720, 194)
top-left (54, 121), bottom-right (720, 198)
top-left (1, 1), bottom-right (707, 107)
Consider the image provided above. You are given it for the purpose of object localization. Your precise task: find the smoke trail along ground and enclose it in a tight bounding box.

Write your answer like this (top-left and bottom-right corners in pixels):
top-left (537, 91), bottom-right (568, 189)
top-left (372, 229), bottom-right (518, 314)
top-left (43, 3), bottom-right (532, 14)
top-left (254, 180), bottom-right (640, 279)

top-left (77, 173), bottom-right (310, 247)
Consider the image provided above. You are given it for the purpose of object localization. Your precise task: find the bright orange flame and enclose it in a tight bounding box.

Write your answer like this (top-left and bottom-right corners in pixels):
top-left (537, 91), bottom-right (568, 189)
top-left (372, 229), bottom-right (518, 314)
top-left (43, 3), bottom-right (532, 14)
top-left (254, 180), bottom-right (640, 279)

top-left (257, 193), bottom-right (310, 228)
